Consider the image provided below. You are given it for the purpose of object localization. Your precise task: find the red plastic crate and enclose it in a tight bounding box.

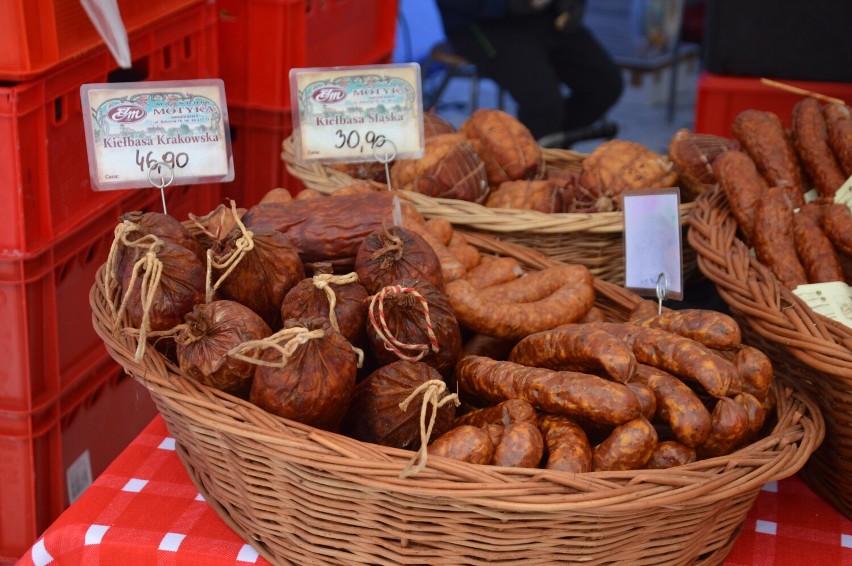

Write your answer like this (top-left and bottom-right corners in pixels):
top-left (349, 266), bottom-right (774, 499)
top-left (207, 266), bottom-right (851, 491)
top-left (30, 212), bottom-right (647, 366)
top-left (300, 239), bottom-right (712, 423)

top-left (0, 0), bottom-right (208, 81)
top-left (0, 353), bottom-right (158, 563)
top-left (0, 180), bottom-right (222, 416)
top-left (0, 0), bottom-right (218, 257)
top-left (694, 71), bottom-right (852, 137)
top-left (222, 104), bottom-right (301, 208)
top-left (217, 0), bottom-right (398, 111)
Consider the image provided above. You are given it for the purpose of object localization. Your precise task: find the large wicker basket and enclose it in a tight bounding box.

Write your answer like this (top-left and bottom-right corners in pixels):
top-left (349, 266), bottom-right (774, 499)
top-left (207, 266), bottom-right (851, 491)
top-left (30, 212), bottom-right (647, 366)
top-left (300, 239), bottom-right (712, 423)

top-left (688, 183), bottom-right (852, 519)
top-left (92, 230), bottom-right (822, 565)
top-left (281, 136), bottom-right (697, 285)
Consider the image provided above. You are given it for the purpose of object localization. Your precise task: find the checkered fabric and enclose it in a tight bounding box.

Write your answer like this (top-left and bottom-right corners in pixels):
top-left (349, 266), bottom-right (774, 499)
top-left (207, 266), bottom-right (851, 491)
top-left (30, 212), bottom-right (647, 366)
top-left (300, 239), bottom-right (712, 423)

top-left (17, 416), bottom-right (852, 565)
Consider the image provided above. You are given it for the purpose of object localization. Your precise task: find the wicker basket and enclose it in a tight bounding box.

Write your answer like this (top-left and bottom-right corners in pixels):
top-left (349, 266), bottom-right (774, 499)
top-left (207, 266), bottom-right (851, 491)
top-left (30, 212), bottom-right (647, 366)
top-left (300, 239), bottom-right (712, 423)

top-left (281, 136), bottom-right (697, 285)
top-left (92, 230), bottom-right (822, 566)
top-left (688, 183), bottom-right (852, 519)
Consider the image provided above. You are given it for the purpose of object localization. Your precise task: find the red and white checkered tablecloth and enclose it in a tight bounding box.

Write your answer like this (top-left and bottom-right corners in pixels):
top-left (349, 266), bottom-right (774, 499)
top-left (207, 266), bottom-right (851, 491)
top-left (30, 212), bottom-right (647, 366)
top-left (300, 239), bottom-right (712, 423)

top-left (17, 415), bottom-right (852, 566)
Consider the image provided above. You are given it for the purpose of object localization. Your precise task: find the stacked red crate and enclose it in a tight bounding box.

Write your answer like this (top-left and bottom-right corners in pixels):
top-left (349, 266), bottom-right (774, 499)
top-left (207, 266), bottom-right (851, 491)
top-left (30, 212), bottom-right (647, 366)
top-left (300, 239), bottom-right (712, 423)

top-left (216, 0), bottom-right (399, 208)
top-left (0, 2), bottom-right (225, 561)
top-left (694, 71), bottom-right (852, 137)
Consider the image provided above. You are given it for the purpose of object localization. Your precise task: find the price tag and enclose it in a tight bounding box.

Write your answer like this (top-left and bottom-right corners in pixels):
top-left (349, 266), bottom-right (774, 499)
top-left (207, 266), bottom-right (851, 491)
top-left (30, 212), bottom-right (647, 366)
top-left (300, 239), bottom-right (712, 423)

top-left (622, 188), bottom-right (684, 301)
top-left (793, 281), bottom-right (852, 329)
top-left (833, 174), bottom-right (852, 210)
top-left (80, 79), bottom-right (234, 191)
top-left (290, 63), bottom-right (424, 164)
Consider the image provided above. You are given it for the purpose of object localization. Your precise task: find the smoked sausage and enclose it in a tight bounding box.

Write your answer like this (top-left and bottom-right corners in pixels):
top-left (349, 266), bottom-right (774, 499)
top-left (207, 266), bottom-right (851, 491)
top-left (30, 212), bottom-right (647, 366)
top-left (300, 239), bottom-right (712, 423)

top-left (455, 399), bottom-right (538, 428)
top-left (447, 265), bottom-right (595, 340)
top-left (732, 345), bottom-right (773, 402)
top-left (492, 421), bottom-right (545, 468)
top-left (630, 327), bottom-right (739, 398)
top-left (538, 414), bottom-right (593, 473)
top-left (632, 364), bottom-right (712, 448)
top-left (645, 440), bottom-right (697, 469)
top-left (427, 425), bottom-right (495, 465)
top-left (712, 149), bottom-right (769, 243)
top-left (731, 109), bottom-right (805, 207)
top-left (456, 356), bottom-right (641, 426)
top-left (792, 97), bottom-right (847, 198)
top-left (632, 308), bottom-right (742, 350)
top-left (593, 417), bottom-right (658, 471)
top-left (752, 186), bottom-right (809, 289)
top-left (508, 324), bottom-right (637, 383)
top-left (793, 212), bottom-right (844, 283)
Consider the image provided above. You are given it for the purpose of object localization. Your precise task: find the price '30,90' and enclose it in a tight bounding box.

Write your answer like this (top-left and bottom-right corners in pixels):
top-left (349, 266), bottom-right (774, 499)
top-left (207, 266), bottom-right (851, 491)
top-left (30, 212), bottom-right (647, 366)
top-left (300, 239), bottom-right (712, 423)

top-left (334, 129), bottom-right (387, 153)
top-left (136, 149), bottom-right (189, 173)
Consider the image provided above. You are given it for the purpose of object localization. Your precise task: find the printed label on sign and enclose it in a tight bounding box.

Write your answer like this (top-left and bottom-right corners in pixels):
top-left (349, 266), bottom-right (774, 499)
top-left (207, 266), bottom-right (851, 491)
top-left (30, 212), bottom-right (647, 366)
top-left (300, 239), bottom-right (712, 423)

top-left (793, 281), bottom-right (852, 329)
top-left (80, 79), bottom-right (234, 191)
top-left (833, 174), bottom-right (852, 210)
top-left (290, 63), bottom-right (424, 163)
top-left (66, 449), bottom-right (93, 504)
top-left (622, 188), bottom-right (684, 301)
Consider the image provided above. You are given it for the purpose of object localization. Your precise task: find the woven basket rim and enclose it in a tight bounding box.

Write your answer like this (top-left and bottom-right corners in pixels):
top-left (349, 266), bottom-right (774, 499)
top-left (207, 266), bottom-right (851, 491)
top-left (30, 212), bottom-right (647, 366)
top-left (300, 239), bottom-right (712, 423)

top-left (280, 136), bottom-right (695, 235)
top-left (688, 183), bottom-right (852, 381)
top-left (91, 230), bottom-right (822, 516)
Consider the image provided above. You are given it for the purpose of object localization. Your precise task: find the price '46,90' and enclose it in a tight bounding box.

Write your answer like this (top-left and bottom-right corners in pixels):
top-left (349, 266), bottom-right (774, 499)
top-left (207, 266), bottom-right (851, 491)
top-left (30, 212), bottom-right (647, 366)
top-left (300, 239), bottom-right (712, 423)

top-left (334, 129), bottom-right (387, 153)
top-left (136, 149), bottom-right (189, 173)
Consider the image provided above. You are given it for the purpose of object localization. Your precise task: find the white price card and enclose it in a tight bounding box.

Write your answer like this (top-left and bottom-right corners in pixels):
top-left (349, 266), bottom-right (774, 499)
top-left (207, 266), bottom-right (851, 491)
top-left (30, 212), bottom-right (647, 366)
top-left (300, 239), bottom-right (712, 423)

top-left (833, 174), bottom-right (852, 210)
top-left (793, 281), bottom-right (852, 329)
top-left (80, 79), bottom-right (234, 191)
top-left (290, 63), bottom-right (425, 164)
top-left (622, 188), bottom-right (684, 300)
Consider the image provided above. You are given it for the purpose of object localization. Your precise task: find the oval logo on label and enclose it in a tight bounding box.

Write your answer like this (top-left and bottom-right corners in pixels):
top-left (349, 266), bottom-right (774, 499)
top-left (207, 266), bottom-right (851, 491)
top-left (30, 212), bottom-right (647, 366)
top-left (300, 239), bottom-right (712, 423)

top-left (107, 104), bottom-right (147, 123)
top-left (311, 86), bottom-right (347, 104)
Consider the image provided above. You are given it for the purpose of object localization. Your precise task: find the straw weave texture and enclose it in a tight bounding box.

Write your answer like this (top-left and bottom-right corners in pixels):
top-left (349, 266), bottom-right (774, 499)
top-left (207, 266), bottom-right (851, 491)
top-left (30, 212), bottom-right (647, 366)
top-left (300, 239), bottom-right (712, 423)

top-left (92, 231), bottom-right (822, 565)
top-left (688, 183), bottom-right (850, 519)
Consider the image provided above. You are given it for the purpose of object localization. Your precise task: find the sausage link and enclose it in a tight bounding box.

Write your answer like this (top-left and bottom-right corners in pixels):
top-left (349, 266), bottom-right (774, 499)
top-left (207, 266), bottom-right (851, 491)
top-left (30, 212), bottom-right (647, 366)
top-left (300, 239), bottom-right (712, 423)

top-left (630, 327), bottom-right (739, 398)
top-left (579, 306), bottom-right (607, 323)
top-left (428, 425), bottom-right (495, 465)
top-left (823, 102), bottom-right (852, 177)
top-left (633, 308), bottom-right (742, 351)
top-left (822, 203), bottom-right (852, 256)
top-left (797, 202), bottom-right (826, 226)
top-left (697, 397), bottom-right (750, 459)
top-left (645, 440), bottom-right (697, 469)
top-left (456, 356), bottom-right (641, 426)
top-left (732, 109), bottom-right (805, 207)
top-left (424, 218), bottom-right (454, 246)
top-left (462, 256), bottom-right (525, 289)
top-left (628, 299), bottom-right (661, 321)
top-left (752, 186), bottom-right (809, 289)
top-left (406, 221), bottom-right (467, 282)
top-left (447, 231), bottom-right (482, 271)
top-left (538, 414), bottom-right (593, 473)
top-left (508, 324), bottom-right (637, 383)
top-left (478, 264), bottom-right (589, 303)
top-left (447, 265), bottom-right (595, 340)
top-left (712, 149), bottom-right (769, 243)
top-left (593, 417), bottom-right (658, 471)
top-left (632, 364), bottom-right (712, 448)
top-left (582, 321), bottom-right (646, 346)
top-left (792, 97), bottom-right (847, 198)
top-left (455, 399), bottom-right (538, 428)
top-left (793, 212), bottom-right (844, 283)
top-left (492, 421), bottom-right (545, 468)
top-left (483, 423), bottom-right (505, 449)
top-left (627, 382), bottom-right (657, 421)
top-left (732, 345), bottom-right (773, 402)
top-left (734, 392), bottom-right (767, 439)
